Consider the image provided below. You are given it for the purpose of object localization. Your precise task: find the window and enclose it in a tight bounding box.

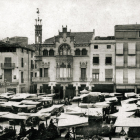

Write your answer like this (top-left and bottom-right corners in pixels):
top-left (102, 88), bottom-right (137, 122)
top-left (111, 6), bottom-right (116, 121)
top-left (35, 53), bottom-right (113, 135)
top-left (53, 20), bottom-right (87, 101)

top-left (93, 57), bottom-right (99, 65)
top-left (44, 68), bottom-right (48, 77)
top-left (43, 50), bottom-right (48, 56)
top-left (31, 72), bottom-right (33, 82)
top-left (59, 44), bottom-right (71, 55)
top-left (139, 31), bottom-right (140, 37)
top-left (59, 63), bottom-right (71, 78)
top-left (21, 72), bottom-right (24, 83)
top-left (116, 56), bottom-right (124, 66)
top-left (21, 58), bottom-right (24, 67)
top-left (93, 73), bottom-right (99, 79)
top-left (35, 62), bottom-right (37, 69)
top-left (31, 52), bottom-right (33, 58)
top-left (0, 75), bottom-right (2, 79)
top-left (81, 68), bottom-right (86, 79)
top-left (35, 73), bottom-right (37, 77)
top-left (31, 60), bottom-right (34, 69)
top-left (94, 45), bottom-right (98, 49)
top-left (75, 49), bottom-right (80, 55)
top-left (40, 68), bottom-right (42, 77)
top-left (116, 43), bottom-right (123, 54)
top-left (92, 69), bottom-right (99, 82)
top-left (13, 75), bottom-right (16, 79)
top-left (105, 57), bottom-right (112, 65)
top-left (60, 63), bottom-right (66, 78)
top-left (22, 49), bottom-right (23, 53)
top-left (105, 69), bottom-right (113, 82)
top-left (82, 49), bottom-right (87, 55)
top-left (107, 45), bottom-right (111, 49)
top-left (49, 49), bottom-right (54, 56)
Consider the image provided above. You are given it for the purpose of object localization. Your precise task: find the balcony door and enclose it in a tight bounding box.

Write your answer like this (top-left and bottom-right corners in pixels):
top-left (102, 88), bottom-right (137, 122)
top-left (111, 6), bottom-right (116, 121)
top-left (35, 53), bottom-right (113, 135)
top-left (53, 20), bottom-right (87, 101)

top-left (4, 69), bottom-right (12, 82)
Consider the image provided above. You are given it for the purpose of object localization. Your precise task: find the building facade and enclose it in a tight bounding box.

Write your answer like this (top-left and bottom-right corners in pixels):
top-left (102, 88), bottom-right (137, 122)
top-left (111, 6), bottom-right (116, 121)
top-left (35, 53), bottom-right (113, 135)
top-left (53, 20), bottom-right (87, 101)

top-left (32, 16), bottom-right (95, 98)
top-left (115, 24), bottom-right (140, 93)
top-left (0, 42), bottom-right (35, 93)
top-left (90, 36), bottom-right (116, 93)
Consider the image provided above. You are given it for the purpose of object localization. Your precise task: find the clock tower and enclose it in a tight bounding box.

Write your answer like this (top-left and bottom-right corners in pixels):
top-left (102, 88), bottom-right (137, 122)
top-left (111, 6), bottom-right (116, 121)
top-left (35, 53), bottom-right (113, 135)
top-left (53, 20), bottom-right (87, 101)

top-left (35, 8), bottom-right (42, 44)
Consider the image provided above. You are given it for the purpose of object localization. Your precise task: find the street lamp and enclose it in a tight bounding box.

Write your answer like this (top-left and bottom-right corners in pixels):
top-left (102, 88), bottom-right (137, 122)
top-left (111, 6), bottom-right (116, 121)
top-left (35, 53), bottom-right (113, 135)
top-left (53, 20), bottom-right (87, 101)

top-left (1, 79), bottom-right (10, 93)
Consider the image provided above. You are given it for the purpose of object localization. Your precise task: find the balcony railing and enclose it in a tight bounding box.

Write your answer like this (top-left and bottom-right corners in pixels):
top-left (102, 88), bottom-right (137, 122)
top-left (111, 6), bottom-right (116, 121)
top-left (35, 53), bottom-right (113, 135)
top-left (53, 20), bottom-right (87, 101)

top-left (56, 77), bottom-right (73, 83)
top-left (32, 77), bottom-right (50, 83)
top-left (79, 77), bottom-right (87, 82)
top-left (1, 63), bottom-right (15, 69)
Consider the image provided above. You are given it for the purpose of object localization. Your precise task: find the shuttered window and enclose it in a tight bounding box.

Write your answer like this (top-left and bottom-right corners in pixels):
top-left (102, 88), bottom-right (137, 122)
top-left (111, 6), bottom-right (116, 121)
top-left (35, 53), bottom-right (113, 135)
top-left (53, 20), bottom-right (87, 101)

top-left (128, 56), bottom-right (136, 67)
top-left (44, 68), bottom-right (48, 77)
top-left (116, 69), bottom-right (123, 83)
top-left (116, 43), bottom-right (123, 54)
top-left (128, 69), bottom-right (135, 84)
top-left (105, 69), bottom-right (113, 78)
top-left (105, 69), bottom-right (113, 82)
top-left (116, 56), bottom-right (124, 66)
top-left (128, 43), bottom-right (135, 54)
top-left (81, 68), bottom-right (86, 79)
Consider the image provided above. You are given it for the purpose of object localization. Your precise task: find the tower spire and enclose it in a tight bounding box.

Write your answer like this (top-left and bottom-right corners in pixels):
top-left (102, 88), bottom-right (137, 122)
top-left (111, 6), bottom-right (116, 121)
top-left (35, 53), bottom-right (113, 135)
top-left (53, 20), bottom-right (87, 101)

top-left (35, 8), bottom-right (42, 44)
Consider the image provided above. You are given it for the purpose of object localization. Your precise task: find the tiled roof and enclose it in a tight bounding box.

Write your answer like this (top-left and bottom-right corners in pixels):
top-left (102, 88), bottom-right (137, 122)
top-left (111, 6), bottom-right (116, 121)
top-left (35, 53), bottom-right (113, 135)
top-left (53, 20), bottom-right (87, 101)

top-left (44, 32), bottom-right (94, 44)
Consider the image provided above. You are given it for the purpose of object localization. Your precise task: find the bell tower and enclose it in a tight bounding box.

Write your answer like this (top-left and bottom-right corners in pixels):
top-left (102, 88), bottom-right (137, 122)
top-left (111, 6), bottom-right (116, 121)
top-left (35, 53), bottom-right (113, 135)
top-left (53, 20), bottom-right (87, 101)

top-left (35, 8), bottom-right (42, 44)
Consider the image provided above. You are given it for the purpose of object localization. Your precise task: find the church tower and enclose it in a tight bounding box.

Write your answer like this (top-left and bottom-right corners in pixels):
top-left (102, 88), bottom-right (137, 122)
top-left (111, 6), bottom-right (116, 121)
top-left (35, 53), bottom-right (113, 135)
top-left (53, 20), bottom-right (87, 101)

top-left (35, 8), bottom-right (42, 44)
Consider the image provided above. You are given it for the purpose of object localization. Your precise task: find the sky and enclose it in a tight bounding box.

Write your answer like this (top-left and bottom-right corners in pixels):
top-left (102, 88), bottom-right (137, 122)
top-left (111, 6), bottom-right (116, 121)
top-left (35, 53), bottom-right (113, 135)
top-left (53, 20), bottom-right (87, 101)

top-left (0, 0), bottom-right (140, 44)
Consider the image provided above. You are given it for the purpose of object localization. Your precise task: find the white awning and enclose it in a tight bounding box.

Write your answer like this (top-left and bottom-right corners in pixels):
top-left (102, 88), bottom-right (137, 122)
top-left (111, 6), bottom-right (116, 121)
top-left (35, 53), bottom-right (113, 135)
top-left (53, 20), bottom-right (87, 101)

top-left (115, 118), bottom-right (140, 127)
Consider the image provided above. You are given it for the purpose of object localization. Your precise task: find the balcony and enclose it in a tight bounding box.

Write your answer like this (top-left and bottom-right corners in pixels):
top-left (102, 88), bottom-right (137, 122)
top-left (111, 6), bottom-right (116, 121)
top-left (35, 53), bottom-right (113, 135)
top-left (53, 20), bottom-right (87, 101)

top-left (32, 77), bottom-right (50, 83)
top-left (56, 77), bottom-right (73, 83)
top-left (79, 77), bottom-right (87, 82)
top-left (34, 56), bottom-right (42, 61)
top-left (1, 63), bottom-right (15, 69)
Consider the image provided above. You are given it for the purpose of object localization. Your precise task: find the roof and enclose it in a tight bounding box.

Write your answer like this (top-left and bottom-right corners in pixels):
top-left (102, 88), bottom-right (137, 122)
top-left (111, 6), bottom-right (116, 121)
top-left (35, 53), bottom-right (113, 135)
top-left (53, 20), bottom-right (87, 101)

top-left (0, 41), bottom-right (34, 51)
top-left (95, 36), bottom-right (115, 40)
top-left (115, 24), bottom-right (140, 30)
top-left (44, 32), bottom-right (94, 44)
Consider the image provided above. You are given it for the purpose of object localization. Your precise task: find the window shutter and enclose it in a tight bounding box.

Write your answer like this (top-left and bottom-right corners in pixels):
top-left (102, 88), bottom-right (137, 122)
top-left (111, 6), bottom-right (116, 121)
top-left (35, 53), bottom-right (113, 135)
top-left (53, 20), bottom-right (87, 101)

top-left (105, 69), bottom-right (113, 78)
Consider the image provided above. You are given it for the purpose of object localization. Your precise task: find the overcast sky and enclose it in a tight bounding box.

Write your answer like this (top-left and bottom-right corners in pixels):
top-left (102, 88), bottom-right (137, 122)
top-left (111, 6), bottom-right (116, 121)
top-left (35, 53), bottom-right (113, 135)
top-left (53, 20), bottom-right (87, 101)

top-left (0, 0), bottom-right (140, 44)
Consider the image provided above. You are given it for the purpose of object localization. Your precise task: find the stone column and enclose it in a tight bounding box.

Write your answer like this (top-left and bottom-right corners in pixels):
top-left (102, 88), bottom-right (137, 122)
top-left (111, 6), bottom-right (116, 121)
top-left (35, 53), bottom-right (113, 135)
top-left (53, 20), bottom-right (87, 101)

top-left (63, 86), bottom-right (66, 99)
top-left (76, 86), bottom-right (79, 96)
top-left (51, 85), bottom-right (53, 94)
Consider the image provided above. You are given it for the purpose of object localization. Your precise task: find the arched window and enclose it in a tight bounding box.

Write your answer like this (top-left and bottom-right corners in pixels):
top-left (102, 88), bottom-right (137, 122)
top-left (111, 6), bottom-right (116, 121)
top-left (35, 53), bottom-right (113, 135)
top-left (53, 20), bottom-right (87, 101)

top-left (59, 44), bottom-right (71, 55)
top-left (82, 49), bottom-right (87, 55)
top-left (75, 49), bottom-right (80, 55)
top-left (43, 50), bottom-right (48, 56)
top-left (49, 49), bottom-right (54, 56)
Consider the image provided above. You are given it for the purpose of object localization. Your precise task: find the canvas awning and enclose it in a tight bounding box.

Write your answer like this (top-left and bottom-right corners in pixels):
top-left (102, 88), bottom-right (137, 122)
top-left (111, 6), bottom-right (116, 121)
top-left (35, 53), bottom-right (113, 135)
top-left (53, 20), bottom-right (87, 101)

top-left (125, 92), bottom-right (136, 98)
top-left (115, 118), bottom-right (140, 127)
top-left (105, 69), bottom-right (113, 78)
top-left (57, 113), bottom-right (88, 129)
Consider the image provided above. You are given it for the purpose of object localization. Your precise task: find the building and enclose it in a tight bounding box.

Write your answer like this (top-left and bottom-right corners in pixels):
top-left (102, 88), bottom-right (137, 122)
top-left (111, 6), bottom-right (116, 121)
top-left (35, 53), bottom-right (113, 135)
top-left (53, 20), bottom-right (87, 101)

top-left (2, 36), bottom-right (28, 47)
top-left (0, 42), bottom-right (35, 93)
top-left (90, 36), bottom-right (116, 92)
top-left (115, 24), bottom-right (140, 93)
top-left (32, 16), bottom-right (95, 98)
